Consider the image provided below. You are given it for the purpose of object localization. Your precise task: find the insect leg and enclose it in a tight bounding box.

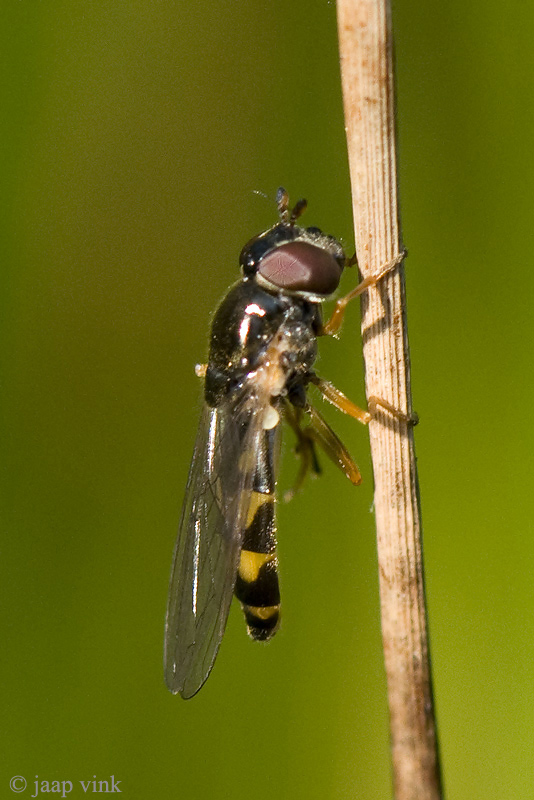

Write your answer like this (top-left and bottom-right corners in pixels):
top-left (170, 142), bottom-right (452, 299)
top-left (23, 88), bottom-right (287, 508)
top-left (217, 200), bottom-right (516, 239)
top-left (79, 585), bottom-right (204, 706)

top-left (309, 375), bottom-right (371, 424)
top-left (321, 250), bottom-right (407, 336)
top-left (304, 404), bottom-right (362, 486)
top-left (368, 396), bottom-right (419, 426)
top-left (234, 428), bottom-right (281, 641)
top-left (283, 401), bottom-right (322, 502)
top-left (310, 374), bottom-right (418, 427)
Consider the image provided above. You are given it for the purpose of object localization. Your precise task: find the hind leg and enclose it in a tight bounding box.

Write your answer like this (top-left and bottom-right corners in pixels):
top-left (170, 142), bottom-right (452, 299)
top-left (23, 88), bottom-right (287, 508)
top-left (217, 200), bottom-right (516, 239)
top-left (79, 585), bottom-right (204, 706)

top-left (284, 399), bottom-right (362, 501)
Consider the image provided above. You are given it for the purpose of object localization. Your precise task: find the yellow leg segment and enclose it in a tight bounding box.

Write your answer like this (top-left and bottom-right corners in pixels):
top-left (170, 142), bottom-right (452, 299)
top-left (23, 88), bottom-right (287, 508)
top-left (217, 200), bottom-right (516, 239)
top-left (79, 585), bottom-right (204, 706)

top-left (322, 250), bottom-right (407, 336)
top-left (310, 374), bottom-right (418, 428)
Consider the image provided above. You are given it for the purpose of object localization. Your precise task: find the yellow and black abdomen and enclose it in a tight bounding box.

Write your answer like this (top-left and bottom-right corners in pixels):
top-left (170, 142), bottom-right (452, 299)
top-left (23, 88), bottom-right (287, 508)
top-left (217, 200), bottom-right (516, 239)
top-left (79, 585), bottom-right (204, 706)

top-left (234, 428), bottom-right (280, 641)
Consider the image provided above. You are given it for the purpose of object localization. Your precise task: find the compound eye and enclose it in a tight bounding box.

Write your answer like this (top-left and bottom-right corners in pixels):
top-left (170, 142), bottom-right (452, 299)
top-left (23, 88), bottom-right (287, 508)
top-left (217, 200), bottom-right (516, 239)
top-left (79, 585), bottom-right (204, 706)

top-left (258, 241), bottom-right (343, 296)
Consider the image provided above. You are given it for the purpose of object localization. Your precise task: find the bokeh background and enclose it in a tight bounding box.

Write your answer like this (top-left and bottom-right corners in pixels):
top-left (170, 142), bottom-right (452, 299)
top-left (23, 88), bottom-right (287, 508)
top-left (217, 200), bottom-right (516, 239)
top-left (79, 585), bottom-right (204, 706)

top-left (2, 1), bottom-right (533, 798)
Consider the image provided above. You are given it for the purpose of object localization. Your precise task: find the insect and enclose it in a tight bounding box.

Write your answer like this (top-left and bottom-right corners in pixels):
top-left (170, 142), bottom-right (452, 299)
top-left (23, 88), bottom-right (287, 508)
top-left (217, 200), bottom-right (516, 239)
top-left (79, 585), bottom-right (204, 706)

top-left (163, 188), bottom-right (406, 698)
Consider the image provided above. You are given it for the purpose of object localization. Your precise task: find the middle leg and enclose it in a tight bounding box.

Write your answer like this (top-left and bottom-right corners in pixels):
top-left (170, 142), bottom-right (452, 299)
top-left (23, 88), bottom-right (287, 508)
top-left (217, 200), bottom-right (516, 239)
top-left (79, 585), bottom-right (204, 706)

top-left (310, 374), bottom-right (418, 427)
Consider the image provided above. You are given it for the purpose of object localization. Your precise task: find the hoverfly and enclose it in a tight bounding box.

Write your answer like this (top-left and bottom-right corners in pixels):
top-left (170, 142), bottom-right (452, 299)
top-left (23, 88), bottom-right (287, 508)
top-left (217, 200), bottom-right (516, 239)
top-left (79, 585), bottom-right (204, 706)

top-left (164, 188), bottom-right (405, 698)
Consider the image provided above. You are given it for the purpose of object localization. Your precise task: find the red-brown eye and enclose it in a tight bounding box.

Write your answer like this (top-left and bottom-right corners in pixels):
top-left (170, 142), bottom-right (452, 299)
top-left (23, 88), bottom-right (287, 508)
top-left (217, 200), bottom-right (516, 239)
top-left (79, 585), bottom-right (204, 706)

top-left (258, 241), bottom-right (343, 296)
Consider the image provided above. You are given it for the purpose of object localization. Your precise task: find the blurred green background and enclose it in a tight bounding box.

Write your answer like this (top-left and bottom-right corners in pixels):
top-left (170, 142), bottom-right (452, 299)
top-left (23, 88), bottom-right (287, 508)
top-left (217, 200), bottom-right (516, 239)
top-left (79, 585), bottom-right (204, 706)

top-left (2, 1), bottom-right (533, 798)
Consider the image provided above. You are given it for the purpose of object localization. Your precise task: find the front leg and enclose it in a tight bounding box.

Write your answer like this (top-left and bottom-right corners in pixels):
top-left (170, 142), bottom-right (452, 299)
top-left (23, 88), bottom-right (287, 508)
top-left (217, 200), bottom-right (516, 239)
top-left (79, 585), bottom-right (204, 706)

top-left (321, 250), bottom-right (407, 336)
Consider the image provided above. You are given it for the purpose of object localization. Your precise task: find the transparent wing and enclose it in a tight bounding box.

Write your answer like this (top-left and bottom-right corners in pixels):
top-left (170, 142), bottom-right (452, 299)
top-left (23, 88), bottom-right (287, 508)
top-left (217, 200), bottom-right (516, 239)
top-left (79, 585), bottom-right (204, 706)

top-left (164, 394), bottom-right (263, 698)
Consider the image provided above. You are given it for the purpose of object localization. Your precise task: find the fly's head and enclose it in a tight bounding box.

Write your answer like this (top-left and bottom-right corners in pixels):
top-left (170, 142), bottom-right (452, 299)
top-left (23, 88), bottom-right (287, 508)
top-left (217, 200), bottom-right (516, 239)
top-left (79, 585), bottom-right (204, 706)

top-left (239, 187), bottom-right (346, 302)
